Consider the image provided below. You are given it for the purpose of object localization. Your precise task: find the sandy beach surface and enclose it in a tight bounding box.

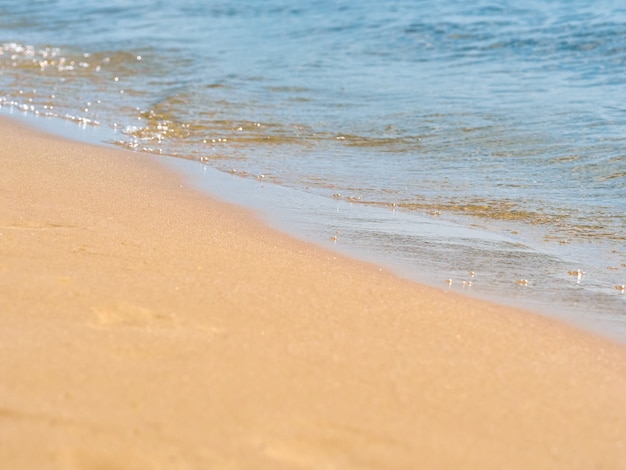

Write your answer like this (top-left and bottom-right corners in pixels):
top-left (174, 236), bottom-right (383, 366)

top-left (1, 116), bottom-right (625, 469)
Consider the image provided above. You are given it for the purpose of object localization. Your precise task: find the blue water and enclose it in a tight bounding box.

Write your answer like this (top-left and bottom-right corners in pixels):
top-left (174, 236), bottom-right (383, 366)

top-left (1, 0), bottom-right (625, 339)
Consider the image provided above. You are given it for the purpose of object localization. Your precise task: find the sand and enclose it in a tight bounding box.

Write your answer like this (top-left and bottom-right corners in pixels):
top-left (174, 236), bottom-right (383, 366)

top-left (1, 116), bottom-right (625, 469)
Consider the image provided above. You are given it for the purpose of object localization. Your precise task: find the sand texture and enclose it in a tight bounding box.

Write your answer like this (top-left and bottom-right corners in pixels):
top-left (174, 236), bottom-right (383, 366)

top-left (1, 116), bottom-right (626, 469)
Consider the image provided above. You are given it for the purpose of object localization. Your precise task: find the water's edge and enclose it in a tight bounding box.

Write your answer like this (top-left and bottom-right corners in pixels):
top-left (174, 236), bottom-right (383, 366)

top-left (5, 109), bottom-right (625, 344)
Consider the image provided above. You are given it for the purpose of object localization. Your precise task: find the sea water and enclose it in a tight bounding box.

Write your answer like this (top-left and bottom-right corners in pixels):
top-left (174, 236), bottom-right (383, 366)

top-left (1, 0), bottom-right (625, 340)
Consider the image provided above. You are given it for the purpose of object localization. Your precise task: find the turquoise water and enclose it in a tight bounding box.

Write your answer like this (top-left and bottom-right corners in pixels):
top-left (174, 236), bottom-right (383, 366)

top-left (1, 0), bottom-right (625, 339)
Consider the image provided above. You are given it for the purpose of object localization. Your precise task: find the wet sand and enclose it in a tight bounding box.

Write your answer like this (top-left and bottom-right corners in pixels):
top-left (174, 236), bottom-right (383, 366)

top-left (1, 116), bottom-right (625, 469)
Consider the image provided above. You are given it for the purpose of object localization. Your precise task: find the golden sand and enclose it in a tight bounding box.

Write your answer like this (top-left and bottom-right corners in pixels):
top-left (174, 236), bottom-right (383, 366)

top-left (1, 116), bottom-right (625, 469)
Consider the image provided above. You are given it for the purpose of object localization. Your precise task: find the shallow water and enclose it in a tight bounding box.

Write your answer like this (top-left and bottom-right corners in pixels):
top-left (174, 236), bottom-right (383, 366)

top-left (1, 0), bottom-right (625, 340)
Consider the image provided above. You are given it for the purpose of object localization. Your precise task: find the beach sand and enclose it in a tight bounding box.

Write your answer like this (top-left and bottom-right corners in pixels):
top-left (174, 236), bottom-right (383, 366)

top-left (1, 116), bottom-right (625, 469)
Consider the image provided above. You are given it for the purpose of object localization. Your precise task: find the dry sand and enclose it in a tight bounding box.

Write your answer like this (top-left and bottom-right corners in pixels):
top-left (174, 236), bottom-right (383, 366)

top-left (1, 116), bottom-right (625, 469)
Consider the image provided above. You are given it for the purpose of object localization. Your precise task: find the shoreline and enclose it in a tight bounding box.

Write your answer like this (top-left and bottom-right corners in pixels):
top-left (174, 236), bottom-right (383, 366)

top-left (165, 153), bottom-right (626, 344)
top-left (5, 108), bottom-right (626, 343)
top-left (5, 109), bottom-right (626, 344)
top-left (1, 116), bottom-right (626, 468)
